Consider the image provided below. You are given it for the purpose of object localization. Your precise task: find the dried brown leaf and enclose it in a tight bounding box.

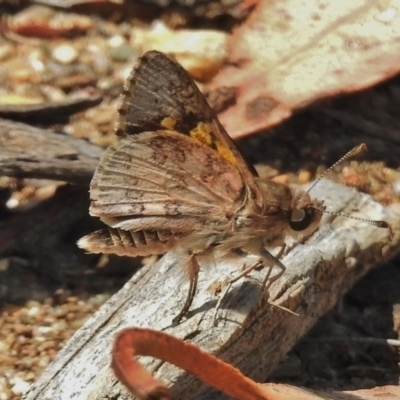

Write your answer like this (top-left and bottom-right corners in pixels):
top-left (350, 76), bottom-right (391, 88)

top-left (210, 0), bottom-right (400, 138)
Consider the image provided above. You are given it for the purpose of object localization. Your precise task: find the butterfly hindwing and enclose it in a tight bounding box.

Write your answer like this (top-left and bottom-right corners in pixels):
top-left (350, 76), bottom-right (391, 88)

top-left (90, 131), bottom-right (245, 233)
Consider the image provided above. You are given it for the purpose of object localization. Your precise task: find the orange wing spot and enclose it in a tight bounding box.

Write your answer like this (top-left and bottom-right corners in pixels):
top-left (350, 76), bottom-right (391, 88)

top-left (215, 140), bottom-right (238, 167)
top-left (190, 122), bottom-right (238, 168)
top-left (161, 117), bottom-right (177, 130)
top-left (189, 122), bottom-right (213, 145)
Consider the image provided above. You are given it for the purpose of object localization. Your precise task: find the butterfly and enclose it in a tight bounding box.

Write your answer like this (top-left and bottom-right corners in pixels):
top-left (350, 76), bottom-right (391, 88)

top-left (78, 50), bottom-right (326, 321)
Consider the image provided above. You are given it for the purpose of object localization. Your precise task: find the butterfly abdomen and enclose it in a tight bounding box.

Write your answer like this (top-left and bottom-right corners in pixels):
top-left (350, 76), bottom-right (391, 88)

top-left (78, 228), bottom-right (179, 257)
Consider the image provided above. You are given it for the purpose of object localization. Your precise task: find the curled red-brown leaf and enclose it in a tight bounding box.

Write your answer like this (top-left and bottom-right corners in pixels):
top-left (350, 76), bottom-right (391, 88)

top-left (112, 328), bottom-right (269, 400)
top-left (111, 328), bottom-right (400, 400)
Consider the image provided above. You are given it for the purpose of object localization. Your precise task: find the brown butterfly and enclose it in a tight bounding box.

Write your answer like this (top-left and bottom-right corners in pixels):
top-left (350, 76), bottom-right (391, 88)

top-left (78, 50), bottom-right (328, 321)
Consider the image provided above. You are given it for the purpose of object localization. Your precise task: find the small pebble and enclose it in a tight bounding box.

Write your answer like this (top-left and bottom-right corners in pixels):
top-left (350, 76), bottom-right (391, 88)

top-left (26, 306), bottom-right (40, 318)
top-left (110, 43), bottom-right (136, 62)
top-left (108, 35), bottom-right (125, 47)
top-left (272, 174), bottom-right (289, 185)
top-left (10, 377), bottom-right (30, 395)
top-left (392, 179), bottom-right (400, 196)
top-left (298, 170), bottom-right (312, 184)
top-left (7, 60), bottom-right (38, 83)
top-left (52, 44), bottom-right (78, 64)
top-left (0, 340), bottom-right (9, 353)
top-left (0, 44), bottom-right (12, 61)
top-left (130, 22), bottom-right (228, 82)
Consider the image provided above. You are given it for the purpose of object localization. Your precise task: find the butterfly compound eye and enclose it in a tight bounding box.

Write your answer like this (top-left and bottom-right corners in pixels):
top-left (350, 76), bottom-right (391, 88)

top-left (290, 208), bottom-right (315, 231)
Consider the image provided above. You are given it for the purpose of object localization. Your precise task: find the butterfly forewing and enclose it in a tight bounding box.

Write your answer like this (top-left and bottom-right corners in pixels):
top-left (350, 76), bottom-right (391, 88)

top-left (90, 131), bottom-right (245, 234)
top-left (116, 51), bottom-right (262, 204)
top-left (116, 51), bottom-right (214, 136)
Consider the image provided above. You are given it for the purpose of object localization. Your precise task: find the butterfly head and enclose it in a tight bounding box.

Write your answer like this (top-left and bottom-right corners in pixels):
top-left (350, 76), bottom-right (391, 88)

top-left (287, 189), bottom-right (325, 238)
top-left (247, 179), bottom-right (325, 243)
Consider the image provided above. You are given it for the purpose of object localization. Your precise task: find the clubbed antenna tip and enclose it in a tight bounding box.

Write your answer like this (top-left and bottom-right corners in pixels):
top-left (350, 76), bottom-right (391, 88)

top-left (307, 143), bottom-right (368, 194)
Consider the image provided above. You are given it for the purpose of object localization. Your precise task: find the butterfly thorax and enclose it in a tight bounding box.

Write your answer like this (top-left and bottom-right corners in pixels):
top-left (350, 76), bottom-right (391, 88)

top-left (227, 179), bottom-right (325, 249)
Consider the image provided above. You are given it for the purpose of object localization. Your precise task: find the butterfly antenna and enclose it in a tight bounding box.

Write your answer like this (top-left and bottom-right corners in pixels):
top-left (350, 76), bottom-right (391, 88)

top-left (307, 143), bottom-right (391, 233)
top-left (323, 209), bottom-right (392, 237)
top-left (322, 209), bottom-right (389, 228)
top-left (307, 143), bottom-right (367, 194)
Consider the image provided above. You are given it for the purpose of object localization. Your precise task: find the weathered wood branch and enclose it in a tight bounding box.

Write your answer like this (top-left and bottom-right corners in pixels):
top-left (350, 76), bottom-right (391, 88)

top-left (0, 118), bottom-right (102, 183)
top-left (24, 180), bottom-right (400, 400)
top-left (0, 91), bottom-right (102, 122)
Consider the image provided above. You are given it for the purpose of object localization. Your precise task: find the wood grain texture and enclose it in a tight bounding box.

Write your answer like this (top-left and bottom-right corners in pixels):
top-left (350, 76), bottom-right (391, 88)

top-left (0, 118), bottom-right (102, 183)
top-left (24, 180), bottom-right (400, 400)
top-left (0, 91), bottom-right (102, 121)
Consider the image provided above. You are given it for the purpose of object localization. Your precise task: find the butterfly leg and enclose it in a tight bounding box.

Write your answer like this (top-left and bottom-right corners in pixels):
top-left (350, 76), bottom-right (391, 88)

top-left (257, 246), bottom-right (299, 315)
top-left (213, 245), bottom-right (286, 325)
top-left (257, 244), bottom-right (286, 303)
top-left (228, 243), bottom-right (285, 285)
top-left (173, 255), bottom-right (200, 322)
top-left (213, 259), bottom-right (261, 325)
